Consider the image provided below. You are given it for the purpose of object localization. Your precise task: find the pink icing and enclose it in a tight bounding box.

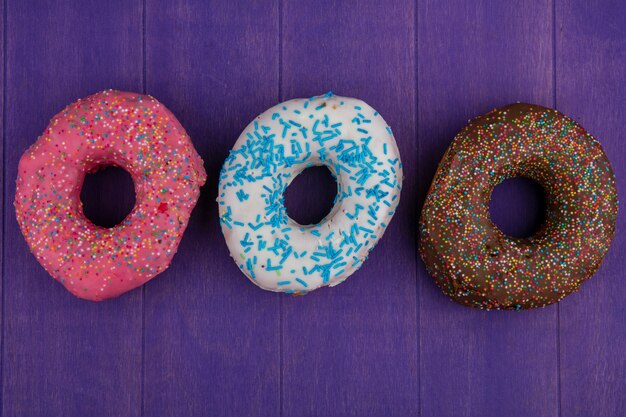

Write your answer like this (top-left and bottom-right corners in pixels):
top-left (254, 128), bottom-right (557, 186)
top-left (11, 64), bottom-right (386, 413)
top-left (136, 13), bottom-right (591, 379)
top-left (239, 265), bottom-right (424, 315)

top-left (14, 90), bottom-right (206, 300)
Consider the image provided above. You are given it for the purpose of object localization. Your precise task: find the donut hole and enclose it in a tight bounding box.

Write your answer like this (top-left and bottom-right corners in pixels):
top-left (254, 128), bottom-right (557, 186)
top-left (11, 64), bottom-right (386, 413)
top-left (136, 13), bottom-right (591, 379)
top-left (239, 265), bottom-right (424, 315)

top-left (489, 177), bottom-right (546, 238)
top-left (81, 166), bottom-right (136, 228)
top-left (284, 166), bottom-right (338, 226)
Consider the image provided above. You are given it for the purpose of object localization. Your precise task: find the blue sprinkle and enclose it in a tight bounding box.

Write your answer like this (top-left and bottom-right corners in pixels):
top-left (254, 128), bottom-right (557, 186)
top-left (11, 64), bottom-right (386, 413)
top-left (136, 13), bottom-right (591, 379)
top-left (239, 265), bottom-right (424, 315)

top-left (236, 189), bottom-right (249, 202)
top-left (217, 93), bottom-right (401, 292)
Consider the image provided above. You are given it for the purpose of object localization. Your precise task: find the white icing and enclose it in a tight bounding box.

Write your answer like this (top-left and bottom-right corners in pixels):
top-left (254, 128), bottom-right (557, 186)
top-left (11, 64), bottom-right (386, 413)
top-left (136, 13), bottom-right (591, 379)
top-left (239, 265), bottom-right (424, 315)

top-left (217, 93), bottom-right (402, 293)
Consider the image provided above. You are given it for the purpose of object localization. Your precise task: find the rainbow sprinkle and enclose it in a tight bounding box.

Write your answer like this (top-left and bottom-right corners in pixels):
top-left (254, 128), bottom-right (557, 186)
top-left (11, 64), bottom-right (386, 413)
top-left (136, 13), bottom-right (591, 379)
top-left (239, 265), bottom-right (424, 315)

top-left (419, 103), bottom-right (618, 310)
top-left (14, 90), bottom-right (206, 300)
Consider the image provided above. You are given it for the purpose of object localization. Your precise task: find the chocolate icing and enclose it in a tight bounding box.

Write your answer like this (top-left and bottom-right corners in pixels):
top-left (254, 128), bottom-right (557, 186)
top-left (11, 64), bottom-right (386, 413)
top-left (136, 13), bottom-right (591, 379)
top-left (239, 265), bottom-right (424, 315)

top-left (419, 103), bottom-right (618, 310)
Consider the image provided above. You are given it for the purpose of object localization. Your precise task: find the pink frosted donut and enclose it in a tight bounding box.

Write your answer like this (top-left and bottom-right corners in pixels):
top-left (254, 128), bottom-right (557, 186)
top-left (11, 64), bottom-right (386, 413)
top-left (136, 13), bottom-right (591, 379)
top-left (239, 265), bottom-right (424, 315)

top-left (14, 90), bottom-right (206, 301)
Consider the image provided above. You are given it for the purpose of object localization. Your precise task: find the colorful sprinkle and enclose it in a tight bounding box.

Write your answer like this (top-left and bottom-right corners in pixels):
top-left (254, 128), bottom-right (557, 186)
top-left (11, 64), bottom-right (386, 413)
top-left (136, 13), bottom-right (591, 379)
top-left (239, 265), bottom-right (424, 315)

top-left (419, 103), bottom-right (618, 310)
top-left (14, 90), bottom-right (207, 301)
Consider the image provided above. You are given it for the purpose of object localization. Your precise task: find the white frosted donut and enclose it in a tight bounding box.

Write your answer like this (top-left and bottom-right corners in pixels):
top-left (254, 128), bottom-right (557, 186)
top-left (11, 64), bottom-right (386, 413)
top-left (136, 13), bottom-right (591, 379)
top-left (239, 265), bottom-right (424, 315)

top-left (217, 92), bottom-right (402, 293)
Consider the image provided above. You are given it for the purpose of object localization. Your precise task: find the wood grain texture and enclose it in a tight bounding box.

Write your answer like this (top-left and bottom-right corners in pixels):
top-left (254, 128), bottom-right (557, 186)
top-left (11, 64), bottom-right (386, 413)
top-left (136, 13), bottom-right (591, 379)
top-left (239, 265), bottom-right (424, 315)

top-left (2, 1), bottom-right (143, 416)
top-left (142, 1), bottom-right (281, 416)
top-left (417, 1), bottom-right (559, 416)
top-left (0, 0), bottom-right (624, 415)
top-left (0, 0), bottom-right (4, 410)
top-left (280, 1), bottom-right (419, 416)
top-left (556, 0), bottom-right (626, 415)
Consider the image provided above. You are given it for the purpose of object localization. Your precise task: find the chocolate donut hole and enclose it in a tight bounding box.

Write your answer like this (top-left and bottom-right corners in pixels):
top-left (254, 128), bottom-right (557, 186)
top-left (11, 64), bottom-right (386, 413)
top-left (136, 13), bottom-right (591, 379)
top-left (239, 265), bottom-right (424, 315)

top-left (489, 177), bottom-right (546, 238)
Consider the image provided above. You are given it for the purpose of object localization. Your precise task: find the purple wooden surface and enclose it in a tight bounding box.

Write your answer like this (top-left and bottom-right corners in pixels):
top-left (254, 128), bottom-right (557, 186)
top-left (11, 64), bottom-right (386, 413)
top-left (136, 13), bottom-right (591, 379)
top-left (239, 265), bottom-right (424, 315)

top-left (556, 0), bottom-right (626, 416)
top-left (0, 0), bottom-right (4, 410)
top-left (1, 0), bottom-right (624, 416)
top-left (280, 1), bottom-right (419, 416)
top-left (417, 1), bottom-right (559, 416)
top-left (142, 1), bottom-right (280, 417)
top-left (2, 1), bottom-right (144, 416)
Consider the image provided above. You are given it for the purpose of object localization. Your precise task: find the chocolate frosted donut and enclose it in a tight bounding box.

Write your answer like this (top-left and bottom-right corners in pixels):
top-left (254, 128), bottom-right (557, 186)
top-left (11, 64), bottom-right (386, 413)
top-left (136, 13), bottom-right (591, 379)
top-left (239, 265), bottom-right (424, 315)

top-left (419, 103), bottom-right (618, 310)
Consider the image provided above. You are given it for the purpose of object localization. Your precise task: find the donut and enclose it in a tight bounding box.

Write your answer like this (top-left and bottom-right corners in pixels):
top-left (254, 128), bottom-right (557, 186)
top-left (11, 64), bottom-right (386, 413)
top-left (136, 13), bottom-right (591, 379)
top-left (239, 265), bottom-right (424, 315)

top-left (419, 103), bottom-right (618, 310)
top-left (14, 90), bottom-right (206, 301)
top-left (217, 92), bottom-right (402, 293)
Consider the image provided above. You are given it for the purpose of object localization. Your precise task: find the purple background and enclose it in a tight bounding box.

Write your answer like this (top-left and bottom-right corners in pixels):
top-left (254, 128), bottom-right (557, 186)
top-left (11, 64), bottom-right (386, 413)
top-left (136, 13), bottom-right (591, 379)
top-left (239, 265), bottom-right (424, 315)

top-left (1, 0), bottom-right (625, 416)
